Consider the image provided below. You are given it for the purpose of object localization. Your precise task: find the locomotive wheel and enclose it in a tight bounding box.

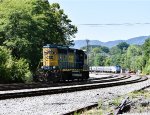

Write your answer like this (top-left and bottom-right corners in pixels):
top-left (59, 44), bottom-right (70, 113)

top-left (39, 73), bottom-right (47, 82)
top-left (36, 70), bottom-right (48, 82)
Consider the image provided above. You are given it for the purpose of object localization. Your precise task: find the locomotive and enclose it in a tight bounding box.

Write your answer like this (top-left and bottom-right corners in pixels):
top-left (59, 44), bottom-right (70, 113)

top-left (36, 44), bottom-right (89, 82)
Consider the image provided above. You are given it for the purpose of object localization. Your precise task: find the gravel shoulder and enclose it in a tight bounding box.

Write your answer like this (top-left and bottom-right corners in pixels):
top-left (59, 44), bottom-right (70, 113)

top-left (84, 76), bottom-right (150, 115)
top-left (0, 74), bottom-right (149, 115)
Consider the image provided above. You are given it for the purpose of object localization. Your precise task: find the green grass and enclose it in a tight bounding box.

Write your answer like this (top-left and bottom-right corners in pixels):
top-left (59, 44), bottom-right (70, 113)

top-left (76, 90), bottom-right (150, 115)
top-left (128, 90), bottom-right (150, 99)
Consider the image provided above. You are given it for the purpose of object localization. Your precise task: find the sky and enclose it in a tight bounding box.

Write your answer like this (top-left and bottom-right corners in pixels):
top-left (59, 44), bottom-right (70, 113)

top-left (48, 0), bottom-right (150, 42)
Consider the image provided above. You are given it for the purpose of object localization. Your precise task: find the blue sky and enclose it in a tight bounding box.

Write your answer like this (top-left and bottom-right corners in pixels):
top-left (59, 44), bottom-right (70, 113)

top-left (48, 0), bottom-right (150, 42)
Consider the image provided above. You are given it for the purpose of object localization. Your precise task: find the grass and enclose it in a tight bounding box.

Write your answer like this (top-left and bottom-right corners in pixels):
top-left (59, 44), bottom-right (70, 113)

top-left (79, 90), bottom-right (150, 115)
top-left (79, 98), bottom-right (120, 115)
top-left (128, 90), bottom-right (150, 98)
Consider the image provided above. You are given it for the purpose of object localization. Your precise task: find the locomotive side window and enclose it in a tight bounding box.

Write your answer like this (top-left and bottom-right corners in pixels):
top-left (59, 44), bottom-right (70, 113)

top-left (49, 51), bottom-right (55, 54)
top-left (49, 56), bottom-right (53, 59)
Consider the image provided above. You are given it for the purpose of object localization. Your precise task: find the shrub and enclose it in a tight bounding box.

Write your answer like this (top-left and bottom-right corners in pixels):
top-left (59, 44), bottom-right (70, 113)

top-left (0, 46), bottom-right (12, 83)
top-left (0, 46), bottom-right (32, 83)
top-left (10, 58), bottom-right (32, 83)
top-left (142, 59), bottom-right (150, 75)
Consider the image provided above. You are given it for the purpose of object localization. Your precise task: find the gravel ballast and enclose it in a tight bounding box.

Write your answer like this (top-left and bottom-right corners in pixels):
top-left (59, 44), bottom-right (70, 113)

top-left (0, 75), bottom-right (150, 115)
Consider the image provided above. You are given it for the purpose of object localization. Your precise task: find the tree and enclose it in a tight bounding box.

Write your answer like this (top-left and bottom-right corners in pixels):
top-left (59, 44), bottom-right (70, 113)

top-left (101, 46), bottom-right (109, 53)
top-left (142, 38), bottom-right (150, 74)
top-left (110, 54), bottom-right (122, 66)
top-left (94, 54), bottom-right (106, 66)
top-left (0, 0), bottom-right (77, 72)
top-left (142, 58), bottom-right (150, 75)
top-left (125, 45), bottom-right (143, 72)
top-left (108, 46), bottom-right (122, 66)
top-left (117, 42), bottom-right (129, 51)
top-left (93, 47), bottom-right (102, 54)
top-left (105, 57), bottom-right (111, 66)
top-left (142, 38), bottom-right (150, 65)
top-left (109, 46), bottom-right (122, 55)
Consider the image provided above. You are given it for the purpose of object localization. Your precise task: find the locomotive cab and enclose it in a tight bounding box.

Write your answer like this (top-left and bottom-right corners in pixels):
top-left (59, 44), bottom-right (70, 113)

top-left (43, 45), bottom-right (59, 70)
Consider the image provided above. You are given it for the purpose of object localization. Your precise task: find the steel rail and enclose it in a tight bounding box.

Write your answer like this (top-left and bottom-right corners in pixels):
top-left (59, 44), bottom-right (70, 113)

top-left (0, 74), bottom-right (124, 91)
top-left (63, 76), bottom-right (148, 115)
top-left (0, 75), bottom-right (147, 100)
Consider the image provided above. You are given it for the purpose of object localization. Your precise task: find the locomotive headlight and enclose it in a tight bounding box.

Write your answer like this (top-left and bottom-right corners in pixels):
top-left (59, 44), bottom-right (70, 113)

top-left (53, 66), bottom-right (56, 69)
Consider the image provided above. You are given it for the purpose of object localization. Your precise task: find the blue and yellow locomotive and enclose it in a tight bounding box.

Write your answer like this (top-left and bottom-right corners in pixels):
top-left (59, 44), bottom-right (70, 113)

top-left (36, 44), bottom-right (89, 82)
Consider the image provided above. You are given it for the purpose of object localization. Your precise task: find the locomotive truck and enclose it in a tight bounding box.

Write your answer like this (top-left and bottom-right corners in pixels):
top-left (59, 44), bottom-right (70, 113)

top-left (35, 44), bottom-right (89, 82)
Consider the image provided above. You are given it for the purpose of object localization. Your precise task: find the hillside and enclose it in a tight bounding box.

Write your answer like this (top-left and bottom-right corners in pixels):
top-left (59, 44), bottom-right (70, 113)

top-left (73, 36), bottom-right (150, 49)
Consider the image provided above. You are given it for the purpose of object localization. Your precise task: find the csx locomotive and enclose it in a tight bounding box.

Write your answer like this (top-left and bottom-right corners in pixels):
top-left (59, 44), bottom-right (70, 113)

top-left (36, 44), bottom-right (89, 82)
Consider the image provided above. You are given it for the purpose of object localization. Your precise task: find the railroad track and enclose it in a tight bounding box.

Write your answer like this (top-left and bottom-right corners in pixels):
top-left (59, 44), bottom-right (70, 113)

top-left (64, 75), bottom-right (148, 115)
top-left (0, 74), bottom-right (125, 91)
top-left (0, 74), bottom-right (115, 91)
top-left (0, 74), bottom-right (147, 100)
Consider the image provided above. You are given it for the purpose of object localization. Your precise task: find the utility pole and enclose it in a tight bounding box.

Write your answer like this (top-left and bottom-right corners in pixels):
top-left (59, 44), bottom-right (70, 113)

top-left (86, 39), bottom-right (90, 66)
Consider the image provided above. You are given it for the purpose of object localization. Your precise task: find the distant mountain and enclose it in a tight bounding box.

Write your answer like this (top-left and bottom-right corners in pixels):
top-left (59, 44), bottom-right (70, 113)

top-left (72, 40), bottom-right (103, 49)
top-left (73, 36), bottom-right (150, 49)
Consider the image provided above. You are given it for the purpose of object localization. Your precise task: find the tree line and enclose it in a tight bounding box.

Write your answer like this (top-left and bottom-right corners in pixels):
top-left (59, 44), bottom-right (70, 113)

top-left (84, 39), bottom-right (150, 74)
top-left (0, 0), bottom-right (77, 83)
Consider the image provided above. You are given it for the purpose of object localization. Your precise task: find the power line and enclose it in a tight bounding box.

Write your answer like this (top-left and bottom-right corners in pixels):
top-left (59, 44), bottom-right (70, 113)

top-left (79, 23), bottom-right (150, 26)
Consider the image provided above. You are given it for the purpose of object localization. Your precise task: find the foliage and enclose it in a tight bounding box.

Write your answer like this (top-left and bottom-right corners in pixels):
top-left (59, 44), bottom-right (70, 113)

top-left (0, 46), bottom-right (12, 82)
top-left (109, 46), bottom-right (122, 55)
top-left (142, 38), bottom-right (150, 74)
top-left (104, 57), bottom-right (111, 66)
top-left (110, 54), bottom-right (122, 66)
top-left (93, 47), bottom-right (102, 54)
top-left (0, 46), bottom-right (31, 83)
top-left (0, 0), bottom-right (77, 82)
top-left (142, 58), bottom-right (150, 75)
top-left (94, 54), bottom-right (106, 66)
top-left (87, 41), bottom-right (147, 74)
top-left (117, 42), bottom-right (129, 51)
top-left (10, 58), bottom-right (32, 83)
top-left (86, 40), bottom-right (150, 74)
top-left (0, 0), bottom-right (77, 77)
top-left (108, 46), bottom-right (123, 66)
top-left (125, 45), bottom-right (143, 71)
top-left (101, 46), bottom-right (109, 53)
